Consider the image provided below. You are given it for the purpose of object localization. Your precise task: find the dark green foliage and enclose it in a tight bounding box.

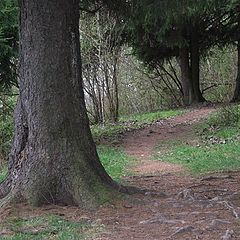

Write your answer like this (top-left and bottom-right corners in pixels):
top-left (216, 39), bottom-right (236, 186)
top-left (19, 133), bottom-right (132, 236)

top-left (127, 0), bottom-right (230, 65)
top-left (122, 0), bottom-right (240, 105)
top-left (0, 0), bottom-right (18, 89)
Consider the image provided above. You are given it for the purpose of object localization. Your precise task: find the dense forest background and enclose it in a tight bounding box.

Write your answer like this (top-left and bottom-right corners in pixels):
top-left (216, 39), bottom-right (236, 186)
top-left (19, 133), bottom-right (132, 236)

top-left (1, 0), bottom-right (240, 238)
top-left (0, 0), bottom-right (239, 160)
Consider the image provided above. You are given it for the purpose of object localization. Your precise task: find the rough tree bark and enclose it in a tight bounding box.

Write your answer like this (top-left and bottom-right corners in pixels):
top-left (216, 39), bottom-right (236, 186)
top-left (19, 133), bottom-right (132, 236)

top-left (231, 41), bottom-right (240, 102)
top-left (190, 29), bottom-right (206, 103)
top-left (0, 0), bottom-right (122, 208)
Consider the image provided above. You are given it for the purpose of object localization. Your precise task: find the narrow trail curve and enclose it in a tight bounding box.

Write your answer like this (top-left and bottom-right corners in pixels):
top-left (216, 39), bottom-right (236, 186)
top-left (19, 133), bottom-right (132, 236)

top-left (121, 106), bottom-right (216, 175)
top-left (91, 106), bottom-right (240, 240)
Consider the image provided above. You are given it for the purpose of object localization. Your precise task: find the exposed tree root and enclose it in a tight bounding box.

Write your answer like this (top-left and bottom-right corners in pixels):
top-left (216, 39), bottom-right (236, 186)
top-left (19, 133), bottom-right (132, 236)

top-left (169, 226), bottom-right (194, 238)
top-left (0, 191), bottom-right (15, 208)
top-left (139, 215), bottom-right (186, 225)
top-left (195, 188), bottom-right (228, 194)
top-left (220, 201), bottom-right (240, 219)
top-left (201, 175), bottom-right (233, 181)
top-left (0, 174), bottom-right (12, 199)
top-left (222, 230), bottom-right (234, 240)
top-left (118, 184), bottom-right (161, 196)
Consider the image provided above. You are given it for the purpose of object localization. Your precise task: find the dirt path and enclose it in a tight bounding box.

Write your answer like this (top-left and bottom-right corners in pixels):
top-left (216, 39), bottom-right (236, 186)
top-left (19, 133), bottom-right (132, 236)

top-left (1, 106), bottom-right (240, 240)
top-left (122, 107), bottom-right (215, 175)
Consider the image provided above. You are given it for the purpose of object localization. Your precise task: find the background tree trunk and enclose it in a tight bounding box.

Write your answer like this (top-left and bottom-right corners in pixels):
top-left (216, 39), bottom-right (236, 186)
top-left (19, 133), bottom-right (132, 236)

top-left (0, 0), bottom-right (120, 208)
top-left (111, 50), bottom-right (120, 122)
top-left (179, 48), bottom-right (192, 105)
top-left (231, 41), bottom-right (240, 102)
top-left (190, 29), bottom-right (206, 103)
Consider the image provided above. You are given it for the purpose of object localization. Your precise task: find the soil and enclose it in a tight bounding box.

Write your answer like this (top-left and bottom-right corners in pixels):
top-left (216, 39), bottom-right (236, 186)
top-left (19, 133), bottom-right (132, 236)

top-left (1, 106), bottom-right (240, 240)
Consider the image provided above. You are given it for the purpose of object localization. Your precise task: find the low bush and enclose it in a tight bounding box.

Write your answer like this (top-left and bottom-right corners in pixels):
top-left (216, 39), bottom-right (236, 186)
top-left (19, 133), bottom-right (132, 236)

top-left (207, 105), bottom-right (240, 127)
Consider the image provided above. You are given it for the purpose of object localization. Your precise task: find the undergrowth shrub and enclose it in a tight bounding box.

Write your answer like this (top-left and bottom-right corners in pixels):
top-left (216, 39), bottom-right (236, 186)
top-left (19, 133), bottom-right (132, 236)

top-left (208, 105), bottom-right (240, 127)
top-left (198, 105), bottom-right (240, 142)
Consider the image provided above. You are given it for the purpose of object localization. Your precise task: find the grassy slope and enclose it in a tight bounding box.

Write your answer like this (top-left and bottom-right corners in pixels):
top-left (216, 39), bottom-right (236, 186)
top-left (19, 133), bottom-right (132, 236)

top-left (98, 146), bottom-right (135, 181)
top-left (155, 105), bottom-right (240, 174)
top-left (156, 141), bottom-right (240, 174)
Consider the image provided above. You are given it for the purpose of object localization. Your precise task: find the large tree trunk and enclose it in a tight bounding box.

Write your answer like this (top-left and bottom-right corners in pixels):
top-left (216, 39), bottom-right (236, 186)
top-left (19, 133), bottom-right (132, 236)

top-left (231, 41), bottom-right (240, 102)
top-left (0, 0), bottom-right (121, 208)
top-left (179, 47), bottom-right (192, 105)
top-left (190, 30), bottom-right (206, 103)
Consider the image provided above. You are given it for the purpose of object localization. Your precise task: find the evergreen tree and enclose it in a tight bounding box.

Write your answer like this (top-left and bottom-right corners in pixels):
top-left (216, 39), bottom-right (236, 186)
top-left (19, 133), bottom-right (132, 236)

top-left (127, 0), bottom-right (229, 104)
top-left (225, 1), bottom-right (240, 102)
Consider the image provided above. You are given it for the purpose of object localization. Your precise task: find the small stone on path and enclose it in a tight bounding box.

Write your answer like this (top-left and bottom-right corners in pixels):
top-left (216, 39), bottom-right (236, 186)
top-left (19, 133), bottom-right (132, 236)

top-left (222, 230), bottom-right (234, 240)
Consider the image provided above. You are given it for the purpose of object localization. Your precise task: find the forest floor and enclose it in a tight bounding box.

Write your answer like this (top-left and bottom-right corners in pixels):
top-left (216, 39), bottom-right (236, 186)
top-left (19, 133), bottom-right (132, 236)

top-left (1, 106), bottom-right (240, 239)
top-left (95, 106), bottom-right (240, 240)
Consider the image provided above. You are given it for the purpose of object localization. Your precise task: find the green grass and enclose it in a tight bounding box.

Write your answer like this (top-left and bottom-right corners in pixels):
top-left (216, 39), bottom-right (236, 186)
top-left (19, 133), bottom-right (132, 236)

top-left (1, 215), bottom-right (100, 240)
top-left (91, 109), bottom-right (183, 142)
top-left (155, 141), bottom-right (240, 174)
top-left (155, 105), bottom-right (240, 175)
top-left (211, 126), bottom-right (240, 139)
top-left (98, 146), bottom-right (135, 181)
